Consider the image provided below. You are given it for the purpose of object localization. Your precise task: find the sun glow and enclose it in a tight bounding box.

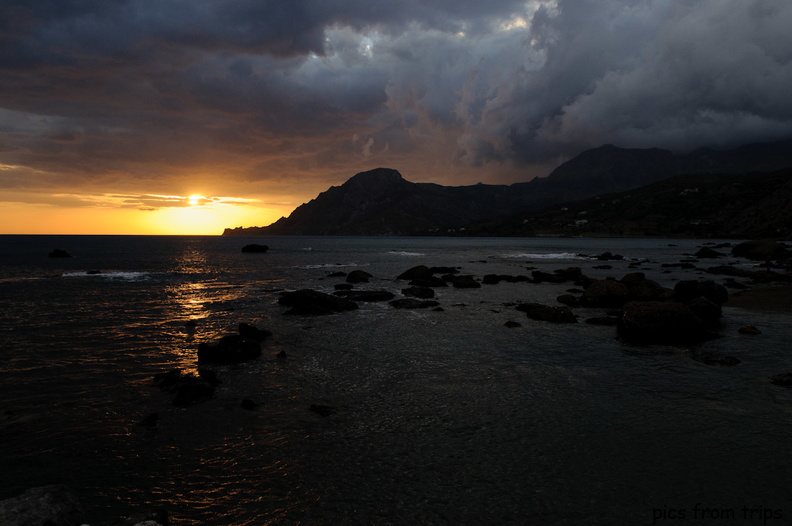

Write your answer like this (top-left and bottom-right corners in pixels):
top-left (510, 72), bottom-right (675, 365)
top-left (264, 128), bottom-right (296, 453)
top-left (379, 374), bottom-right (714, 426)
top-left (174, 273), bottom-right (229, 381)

top-left (187, 194), bottom-right (205, 206)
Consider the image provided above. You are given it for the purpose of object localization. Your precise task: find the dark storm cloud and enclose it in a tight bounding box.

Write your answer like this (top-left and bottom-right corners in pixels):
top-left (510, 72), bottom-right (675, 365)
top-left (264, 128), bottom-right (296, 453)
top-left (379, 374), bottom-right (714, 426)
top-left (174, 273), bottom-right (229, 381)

top-left (1, 0), bottom-right (791, 198)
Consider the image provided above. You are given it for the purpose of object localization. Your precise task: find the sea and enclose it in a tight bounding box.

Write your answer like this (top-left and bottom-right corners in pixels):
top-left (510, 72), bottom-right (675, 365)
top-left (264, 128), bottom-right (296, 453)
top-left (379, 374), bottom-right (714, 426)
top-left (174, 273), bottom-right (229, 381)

top-left (1, 235), bottom-right (791, 525)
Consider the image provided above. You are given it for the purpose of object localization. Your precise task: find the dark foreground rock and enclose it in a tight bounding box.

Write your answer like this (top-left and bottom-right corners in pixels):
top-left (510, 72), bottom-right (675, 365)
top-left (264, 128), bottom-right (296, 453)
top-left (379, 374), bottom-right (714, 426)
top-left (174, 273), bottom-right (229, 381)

top-left (241, 244), bottom-right (269, 253)
top-left (152, 369), bottom-right (216, 407)
top-left (581, 279), bottom-right (629, 307)
top-left (197, 334), bottom-right (262, 364)
top-left (333, 290), bottom-right (395, 302)
top-left (516, 303), bottom-right (577, 323)
top-left (346, 270), bottom-right (373, 283)
top-left (618, 301), bottom-right (713, 344)
top-left (673, 280), bottom-right (729, 304)
top-left (238, 323), bottom-right (272, 342)
top-left (278, 289), bottom-right (359, 315)
top-left (0, 485), bottom-right (85, 526)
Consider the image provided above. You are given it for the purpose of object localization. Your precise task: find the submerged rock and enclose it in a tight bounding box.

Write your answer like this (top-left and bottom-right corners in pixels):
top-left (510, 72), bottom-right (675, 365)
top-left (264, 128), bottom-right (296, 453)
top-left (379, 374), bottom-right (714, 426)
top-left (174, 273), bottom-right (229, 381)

top-left (770, 373), bottom-right (792, 387)
top-left (618, 301), bottom-right (712, 344)
top-left (738, 324), bottom-right (762, 335)
top-left (278, 289), bottom-right (359, 315)
top-left (0, 485), bottom-right (85, 526)
top-left (238, 322), bottom-right (272, 342)
top-left (48, 249), bottom-right (72, 258)
top-left (446, 275), bottom-right (481, 288)
top-left (153, 369), bottom-right (216, 406)
top-left (333, 289), bottom-right (395, 302)
top-left (581, 279), bottom-right (628, 308)
top-left (691, 351), bottom-right (740, 366)
top-left (389, 298), bottom-right (441, 309)
top-left (198, 334), bottom-right (262, 364)
top-left (346, 270), bottom-right (373, 283)
top-left (516, 303), bottom-right (577, 323)
top-left (402, 286), bottom-right (435, 299)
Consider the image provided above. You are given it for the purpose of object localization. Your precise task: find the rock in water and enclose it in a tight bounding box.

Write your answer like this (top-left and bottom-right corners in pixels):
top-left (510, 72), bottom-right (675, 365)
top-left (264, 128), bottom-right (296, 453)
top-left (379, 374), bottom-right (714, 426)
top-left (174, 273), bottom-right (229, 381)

top-left (241, 244), bottom-right (269, 253)
top-left (278, 289), bottom-right (359, 315)
top-left (48, 249), bottom-right (72, 258)
top-left (0, 485), bottom-right (85, 526)
top-left (197, 334), bottom-right (262, 364)
top-left (618, 301), bottom-right (712, 344)
top-left (516, 303), bottom-right (577, 323)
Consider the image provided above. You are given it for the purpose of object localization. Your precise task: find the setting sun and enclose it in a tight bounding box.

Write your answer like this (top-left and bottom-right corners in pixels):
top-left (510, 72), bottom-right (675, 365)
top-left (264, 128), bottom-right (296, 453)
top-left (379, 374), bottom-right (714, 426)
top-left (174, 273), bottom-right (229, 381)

top-left (187, 194), bottom-right (205, 206)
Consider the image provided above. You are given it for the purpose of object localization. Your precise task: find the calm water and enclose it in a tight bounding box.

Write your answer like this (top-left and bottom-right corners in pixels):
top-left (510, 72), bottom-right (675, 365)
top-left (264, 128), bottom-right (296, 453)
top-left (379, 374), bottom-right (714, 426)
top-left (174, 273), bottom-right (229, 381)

top-left (1, 235), bottom-right (791, 525)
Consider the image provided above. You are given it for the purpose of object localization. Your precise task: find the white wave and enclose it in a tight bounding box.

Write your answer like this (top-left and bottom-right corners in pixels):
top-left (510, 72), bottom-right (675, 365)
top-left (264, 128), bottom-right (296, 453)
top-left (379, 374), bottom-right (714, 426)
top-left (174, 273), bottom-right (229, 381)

top-left (502, 252), bottom-right (587, 260)
top-left (296, 262), bottom-right (362, 269)
top-left (62, 271), bottom-right (151, 280)
top-left (387, 251), bottom-right (425, 256)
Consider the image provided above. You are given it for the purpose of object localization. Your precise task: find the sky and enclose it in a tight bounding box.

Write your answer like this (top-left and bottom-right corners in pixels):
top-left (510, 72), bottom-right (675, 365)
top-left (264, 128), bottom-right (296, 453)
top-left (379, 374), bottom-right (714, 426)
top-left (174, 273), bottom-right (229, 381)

top-left (1, 0), bottom-right (791, 234)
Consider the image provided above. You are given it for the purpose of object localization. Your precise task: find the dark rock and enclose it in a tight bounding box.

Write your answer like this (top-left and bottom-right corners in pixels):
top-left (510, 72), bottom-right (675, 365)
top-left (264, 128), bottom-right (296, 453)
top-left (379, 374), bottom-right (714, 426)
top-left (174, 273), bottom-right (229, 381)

top-left (695, 247), bottom-right (726, 258)
top-left (556, 294), bottom-right (579, 307)
top-left (197, 334), bottom-right (262, 364)
top-left (673, 280), bottom-right (729, 304)
top-left (171, 375), bottom-right (216, 407)
top-left (516, 303), bottom-right (577, 323)
top-left (585, 316), bottom-right (619, 326)
top-left (86, 270), bottom-right (101, 274)
top-left (346, 270), bottom-right (373, 283)
top-left (596, 251), bottom-right (624, 261)
top-left (241, 244), bottom-right (269, 253)
top-left (770, 373), bottom-right (792, 387)
top-left (661, 262), bottom-right (697, 269)
top-left (183, 320), bottom-right (197, 328)
top-left (152, 369), bottom-right (183, 392)
top-left (198, 368), bottom-right (221, 386)
top-left (276, 350), bottom-right (288, 359)
top-left (685, 297), bottom-right (723, 327)
top-left (402, 286), bottom-right (435, 299)
top-left (732, 240), bottom-right (789, 261)
top-left (483, 274), bottom-right (530, 284)
top-left (554, 267), bottom-right (583, 280)
top-left (117, 509), bottom-right (169, 526)
top-left (389, 298), bottom-right (441, 309)
top-left (581, 279), bottom-right (629, 307)
top-left (409, 276), bottom-right (448, 288)
top-left (447, 275), bottom-right (481, 288)
top-left (691, 351), bottom-right (740, 366)
top-left (397, 265), bottom-right (432, 280)
top-left (333, 290), bottom-right (395, 302)
top-left (278, 289), bottom-right (359, 315)
top-left (309, 404), bottom-right (336, 417)
top-left (240, 399), bottom-right (259, 410)
top-left (137, 413), bottom-right (160, 429)
top-left (429, 266), bottom-right (459, 275)
top-left (593, 264), bottom-right (613, 270)
top-left (48, 249), bottom-right (72, 258)
top-left (334, 283), bottom-right (354, 290)
top-left (504, 320), bottom-right (522, 328)
top-left (618, 301), bottom-right (712, 344)
top-left (738, 324), bottom-right (762, 335)
top-left (327, 271), bottom-right (347, 277)
top-left (531, 270), bottom-right (567, 283)
top-left (0, 485), bottom-right (85, 526)
top-left (238, 322), bottom-right (272, 342)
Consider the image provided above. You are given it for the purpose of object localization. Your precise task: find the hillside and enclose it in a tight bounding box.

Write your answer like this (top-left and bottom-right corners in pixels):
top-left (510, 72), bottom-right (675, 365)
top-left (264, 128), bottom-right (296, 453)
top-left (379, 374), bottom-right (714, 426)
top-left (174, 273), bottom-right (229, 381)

top-left (465, 168), bottom-right (792, 239)
top-left (223, 140), bottom-right (792, 236)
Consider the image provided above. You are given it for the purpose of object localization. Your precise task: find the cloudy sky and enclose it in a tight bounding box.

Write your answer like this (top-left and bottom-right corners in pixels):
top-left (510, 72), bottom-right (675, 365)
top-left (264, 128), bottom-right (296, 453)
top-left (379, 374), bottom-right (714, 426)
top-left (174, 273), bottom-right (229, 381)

top-left (1, 0), bottom-right (791, 233)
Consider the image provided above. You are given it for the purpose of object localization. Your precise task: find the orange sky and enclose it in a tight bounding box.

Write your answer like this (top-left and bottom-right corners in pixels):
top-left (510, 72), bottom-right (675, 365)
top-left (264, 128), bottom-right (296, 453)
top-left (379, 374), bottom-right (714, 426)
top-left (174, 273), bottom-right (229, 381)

top-left (2, 2), bottom-right (790, 234)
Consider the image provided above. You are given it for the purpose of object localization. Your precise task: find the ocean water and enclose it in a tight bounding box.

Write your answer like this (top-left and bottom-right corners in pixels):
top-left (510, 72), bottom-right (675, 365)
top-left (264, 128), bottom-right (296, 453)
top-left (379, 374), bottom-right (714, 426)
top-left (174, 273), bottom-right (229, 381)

top-left (1, 235), bottom-right (791, 525)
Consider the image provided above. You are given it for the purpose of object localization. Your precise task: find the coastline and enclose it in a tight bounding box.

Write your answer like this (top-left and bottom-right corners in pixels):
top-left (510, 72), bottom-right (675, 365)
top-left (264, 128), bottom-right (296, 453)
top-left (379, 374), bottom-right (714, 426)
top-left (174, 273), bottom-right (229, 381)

top-left (727, 284), bottom-right (792, 312)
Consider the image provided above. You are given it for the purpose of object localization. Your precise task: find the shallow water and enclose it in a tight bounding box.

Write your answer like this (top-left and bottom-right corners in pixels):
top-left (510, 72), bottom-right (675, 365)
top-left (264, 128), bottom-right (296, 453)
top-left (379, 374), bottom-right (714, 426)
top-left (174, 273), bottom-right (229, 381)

top-left (1, 235), bottom-right (791, 525)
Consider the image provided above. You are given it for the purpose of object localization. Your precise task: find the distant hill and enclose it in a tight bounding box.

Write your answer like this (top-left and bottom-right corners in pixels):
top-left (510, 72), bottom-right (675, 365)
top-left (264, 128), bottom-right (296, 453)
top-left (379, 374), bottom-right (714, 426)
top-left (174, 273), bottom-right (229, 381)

top-left (466, 168), bottom-right (792, 239)
top-left (223, 140), bottom-right (792, 236)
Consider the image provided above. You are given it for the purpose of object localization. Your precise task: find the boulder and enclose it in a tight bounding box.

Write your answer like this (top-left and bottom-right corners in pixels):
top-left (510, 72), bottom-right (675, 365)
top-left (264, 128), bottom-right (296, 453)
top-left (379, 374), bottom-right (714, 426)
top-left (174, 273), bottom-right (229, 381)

top-left (516, 303), bottom-right (577, 323)
top-left (685, 297), bottom-right (722, 327)
top-left (333, 290), bottom-right (395, 302)
top-left (238, 323), bottom-right (272, 342)
top-left (691, 351), bottom-right (740, 366)
top-left (197, 334), bottom-right (262, 364)
top-left (504, 320), bottom-right (522, 328)
top-left (48, 249), bottom-right (72, 258)
top-left (153, 369), bottom-right (216, 406)
top-left (0, 485), bottom-right (85, 526)
top-left (346, 270), bottom-right (373, 284)
top-left (731, 240), bottom-right (789, 261)
top-left (402, 286), bottom-right (435, 299)
top-left (429, 266), bottom-right (459, 275)
top-left (531, 270), bottom-right (567, 284)
top-left (409, 276), bottom-right (448, 288)
top-left (770, 373), bottom-right (792, 387)
top-left (446, 275), bottom-right (481, 288)
top-left (596, 251), bottom-right (624, 261)
top-left (278, 289), bottom-right (359, 315)
top-left (618, 301), bottom-right (712, 344)
top-left (389, 298), bottom-right (441, 309)
top-left (585, 316), bottom-right (619, 326)
top-left (397, 265), bottom-right (432, 280)
top-left (694, 247), bottom-right (726, 259)
top-left (556, 294), bottom-right (579, 307)
top-left (580, 279), bottom-right (629, 308)
top-left (241, 244), bottom-right (269, 253)
top-left (738, 324), bottom-right (762, 335)
top-left (673, 280), bottom-right (729, 304)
